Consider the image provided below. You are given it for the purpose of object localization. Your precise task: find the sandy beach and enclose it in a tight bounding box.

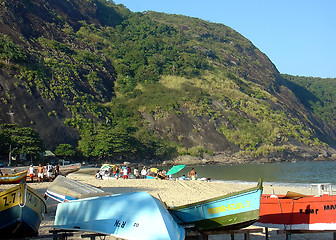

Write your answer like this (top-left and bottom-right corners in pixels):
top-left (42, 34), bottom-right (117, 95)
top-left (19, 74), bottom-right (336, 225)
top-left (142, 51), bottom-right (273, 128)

top-left (1, 171), bottom-right (333, 240)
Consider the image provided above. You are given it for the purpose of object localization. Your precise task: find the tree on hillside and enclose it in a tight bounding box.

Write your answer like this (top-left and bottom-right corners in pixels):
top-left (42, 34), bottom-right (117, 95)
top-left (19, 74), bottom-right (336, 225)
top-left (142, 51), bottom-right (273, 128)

top-left (0, 124), bottom-right (45, 164)
top-left (54, 143), bottom-right (77, 160)
top-left (0, 35), bottom-right (27, 64)
top-left (77, 121), bottom-right (137, 160)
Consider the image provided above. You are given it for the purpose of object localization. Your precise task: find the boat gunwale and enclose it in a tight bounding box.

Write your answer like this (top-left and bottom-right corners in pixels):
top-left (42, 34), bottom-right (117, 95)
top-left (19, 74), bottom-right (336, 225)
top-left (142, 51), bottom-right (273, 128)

top-left (0, 170), bottom-right (28, 177)
top-left (0, 181), bottom-right (47, 210)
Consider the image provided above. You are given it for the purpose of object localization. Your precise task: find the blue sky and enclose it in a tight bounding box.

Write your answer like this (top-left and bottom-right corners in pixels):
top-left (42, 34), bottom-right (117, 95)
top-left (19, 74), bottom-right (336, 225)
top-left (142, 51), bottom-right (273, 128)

top-left (114, 0), bottom-right (335, 78)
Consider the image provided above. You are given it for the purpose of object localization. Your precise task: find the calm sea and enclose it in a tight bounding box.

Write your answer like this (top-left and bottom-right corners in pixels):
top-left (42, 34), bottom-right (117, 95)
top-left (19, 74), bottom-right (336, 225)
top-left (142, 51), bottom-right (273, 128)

top-left (172, 161), bottom-right (336, 186)
top-left (81, 161), bottom-right (336, 187)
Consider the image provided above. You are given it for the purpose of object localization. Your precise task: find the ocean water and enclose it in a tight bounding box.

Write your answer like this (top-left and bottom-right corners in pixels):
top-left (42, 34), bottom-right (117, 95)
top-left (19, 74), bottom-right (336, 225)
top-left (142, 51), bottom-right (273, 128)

top-left (172, 161), bottom-right (336, 186)
top-left (82, 161), bottom-right (336, 187)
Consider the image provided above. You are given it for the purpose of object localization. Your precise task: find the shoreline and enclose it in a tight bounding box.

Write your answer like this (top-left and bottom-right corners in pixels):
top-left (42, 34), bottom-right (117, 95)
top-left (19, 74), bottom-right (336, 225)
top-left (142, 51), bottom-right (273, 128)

top-left (64, 167), bottom-right (325, 196)
top-left (0, 172), bottom-right (333, 240)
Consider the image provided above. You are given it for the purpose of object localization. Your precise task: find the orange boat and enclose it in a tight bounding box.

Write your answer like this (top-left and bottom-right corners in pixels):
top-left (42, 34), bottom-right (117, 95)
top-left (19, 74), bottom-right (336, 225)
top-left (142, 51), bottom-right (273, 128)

top-left (257, 183), bottom-right (336, 230)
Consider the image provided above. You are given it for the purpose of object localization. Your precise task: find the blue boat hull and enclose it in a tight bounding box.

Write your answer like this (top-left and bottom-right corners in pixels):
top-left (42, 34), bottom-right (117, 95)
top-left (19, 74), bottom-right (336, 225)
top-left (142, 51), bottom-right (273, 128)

top-left (0, 205), bottom-right (43, 237)
top-left (54, 192), bottom-right (185, 240)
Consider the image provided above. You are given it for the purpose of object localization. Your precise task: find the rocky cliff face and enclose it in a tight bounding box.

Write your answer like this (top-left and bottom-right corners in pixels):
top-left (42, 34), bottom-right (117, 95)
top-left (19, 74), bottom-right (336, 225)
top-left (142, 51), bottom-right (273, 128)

top-left (0, 0), bottom-right (119, 147)
top-left (0, 69), bottom-right (79, 147)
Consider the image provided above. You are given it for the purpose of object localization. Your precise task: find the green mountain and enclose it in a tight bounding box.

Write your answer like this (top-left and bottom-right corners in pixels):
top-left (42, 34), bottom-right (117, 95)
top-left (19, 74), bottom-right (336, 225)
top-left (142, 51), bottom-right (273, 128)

top-left (0, 0), bottom-right (335, 163)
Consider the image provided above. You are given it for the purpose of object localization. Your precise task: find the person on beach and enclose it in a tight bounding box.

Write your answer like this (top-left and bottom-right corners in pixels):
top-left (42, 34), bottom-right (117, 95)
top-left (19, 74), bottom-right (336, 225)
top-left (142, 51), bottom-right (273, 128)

top-left (189, 168), bottom-right (196, 180)
top-left (37, 164), bottom-right (44, 182)
top-left (141, 167), bottom-right (147, 179)
top-left (55, 163), bottom-right (60, 177)
top-left (123, 166), bottom-right (128, 179)
top-left (46, 163), bottom-right (53, 181)
top-left (179, 175), bottom-right (186, 180)
top-left (28, 165), bottom-right (35, 182)
top-left (95, 170), bottom-right (102, 180)
top-left (115, 166), bottom-right (120, 179)
top-left (134, 167), bottom-right (140, 179)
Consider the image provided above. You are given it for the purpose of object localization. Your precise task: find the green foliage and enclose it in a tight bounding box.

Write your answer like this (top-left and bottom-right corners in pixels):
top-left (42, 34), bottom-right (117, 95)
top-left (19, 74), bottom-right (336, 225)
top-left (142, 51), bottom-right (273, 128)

top-left (133, 128), bottom-right (178, 160)
top-left (0, 35), bottom-right (27, 64)
top-left (77, 121), bottom-right (137, 159)
top-left (282, 74), bottom-right (336, 127)
top-left (76, 117), bottom-right (178, 160)
top-left (54, 144), bottom-right (77, 159)
top-left (0, 129), bottom-right (11, 153)
top-left (178, 146), bottom-right (213, 157)
top-left (0, 124), bottom-right (45, 157)
top-left (218, 98), bottom-right (320, 155)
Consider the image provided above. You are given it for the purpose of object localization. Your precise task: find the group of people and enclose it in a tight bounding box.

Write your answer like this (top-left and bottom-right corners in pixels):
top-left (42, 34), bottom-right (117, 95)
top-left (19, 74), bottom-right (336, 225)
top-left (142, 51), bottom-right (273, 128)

top-left (28, 163), bottom-right (61, 182)
top-left (95, 165), bottom-right (169, 180)
top-left (96, 165), bottom-right (133, 180)
top-left (95, 165), bottom-right (198, 181)
top-left (140, 167), bottom-right (168, 179)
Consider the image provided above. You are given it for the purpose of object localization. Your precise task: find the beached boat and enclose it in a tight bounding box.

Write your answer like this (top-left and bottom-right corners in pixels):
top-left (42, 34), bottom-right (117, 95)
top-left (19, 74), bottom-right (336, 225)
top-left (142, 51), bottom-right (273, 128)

top-left (257, 183), bottom-right (336, 230)
top-left (59, 163), bottom-right (81, 176)
top-left (45, 175), bottom-right (108, 202)
top-left (0, 170), bottom-right (28, 184)
top-left (0, 180), bottom-right (47, 237)
top-left (168, 179), bottom-right (263, 231)
top-left (1, 163), bottom-right (81, 179)
top-left (54, 191), bottom-right (185, 240)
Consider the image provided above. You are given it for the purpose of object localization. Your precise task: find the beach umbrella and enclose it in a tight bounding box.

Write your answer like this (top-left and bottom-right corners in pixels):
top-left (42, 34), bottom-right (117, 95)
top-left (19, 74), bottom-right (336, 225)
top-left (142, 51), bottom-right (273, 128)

top-left (166, 165), bottom-right (185, 175)
top-left (100, 164), bottom-right (116, 171)
top-left (150, 167), bottom-right (159, 173)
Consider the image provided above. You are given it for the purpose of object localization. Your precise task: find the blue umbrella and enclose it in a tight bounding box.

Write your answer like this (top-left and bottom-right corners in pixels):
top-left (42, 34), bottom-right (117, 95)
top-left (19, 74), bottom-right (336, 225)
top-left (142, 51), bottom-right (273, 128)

top-left (166, 165), bottom-right (185, 175)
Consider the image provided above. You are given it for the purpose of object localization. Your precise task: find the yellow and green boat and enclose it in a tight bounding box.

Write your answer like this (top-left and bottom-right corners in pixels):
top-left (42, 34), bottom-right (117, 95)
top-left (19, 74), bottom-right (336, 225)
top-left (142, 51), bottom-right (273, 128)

top-left (168, 179), bottom-right (263, 231)
top-left (0, 180), bottom-right (47, 237)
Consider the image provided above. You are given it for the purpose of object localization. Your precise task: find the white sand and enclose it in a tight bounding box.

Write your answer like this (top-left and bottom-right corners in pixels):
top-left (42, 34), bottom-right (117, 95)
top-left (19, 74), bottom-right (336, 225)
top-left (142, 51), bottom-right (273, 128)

top-left (0, 172), bottom-right (333, 239)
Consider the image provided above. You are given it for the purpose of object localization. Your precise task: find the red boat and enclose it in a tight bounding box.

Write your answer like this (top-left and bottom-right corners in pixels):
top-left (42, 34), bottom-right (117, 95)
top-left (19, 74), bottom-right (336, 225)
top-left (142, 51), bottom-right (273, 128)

top-left (257, 183), bottom-right (336, 230)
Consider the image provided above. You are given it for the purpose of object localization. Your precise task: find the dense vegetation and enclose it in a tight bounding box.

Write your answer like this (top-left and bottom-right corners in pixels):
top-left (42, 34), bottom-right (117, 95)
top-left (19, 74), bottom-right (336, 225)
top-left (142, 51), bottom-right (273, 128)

top-left (282, 74), bottom-right (336, 128)
top-left (0, 0), bottom-right (335, 164)
top-left (0, 124), bottom-right (45, 164)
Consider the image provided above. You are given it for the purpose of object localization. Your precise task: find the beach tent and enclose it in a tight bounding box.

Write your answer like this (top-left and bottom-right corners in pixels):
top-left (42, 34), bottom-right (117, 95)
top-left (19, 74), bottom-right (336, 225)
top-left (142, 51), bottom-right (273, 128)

top-left (100, 164), bottom-right (116, 171)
